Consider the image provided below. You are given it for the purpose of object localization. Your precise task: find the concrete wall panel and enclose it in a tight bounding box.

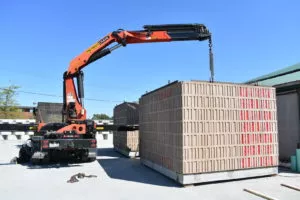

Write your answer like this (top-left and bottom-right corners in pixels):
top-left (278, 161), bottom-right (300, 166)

top-left (140, 81), bottom-right (278, 175)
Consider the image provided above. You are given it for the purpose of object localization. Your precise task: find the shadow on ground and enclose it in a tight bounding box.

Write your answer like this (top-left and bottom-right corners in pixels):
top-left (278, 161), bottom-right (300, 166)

top-left (0, 161), bottom-right (83, 169)
top-left (25, 163), bottom-right (83, 169)
top-left (0, 162), bottom-right (18, 166)
top-left (278, 167), bottom-right (300, 176)
top-left (97, 148), bottom-right (124, 158)
top-left (97, 148), bottom-right (179, 187)
top-left (4, 155), bottom-right (84, 169)
top-left (15, 144), bottom-right (23, 149)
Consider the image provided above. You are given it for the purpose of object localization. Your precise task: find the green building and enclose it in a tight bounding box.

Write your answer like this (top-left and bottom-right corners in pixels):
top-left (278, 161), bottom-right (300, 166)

top-left (245, 63), bottom-right (300, 161)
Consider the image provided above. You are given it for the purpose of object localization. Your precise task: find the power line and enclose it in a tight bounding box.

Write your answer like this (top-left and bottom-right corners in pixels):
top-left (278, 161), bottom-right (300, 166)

top-left (0, 88), bottom-right (123, 103)
top-left (18, 90), bottom-right (60, 98)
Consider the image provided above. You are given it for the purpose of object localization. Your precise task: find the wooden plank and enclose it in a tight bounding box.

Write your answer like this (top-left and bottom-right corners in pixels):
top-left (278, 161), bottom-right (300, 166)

top-left (243, 188), bottom-right (278, 200)
top-left (281, 183), bottom-right (300, 192)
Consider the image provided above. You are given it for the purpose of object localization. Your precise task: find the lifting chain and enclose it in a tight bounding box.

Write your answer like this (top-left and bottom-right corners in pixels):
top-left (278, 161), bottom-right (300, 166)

top-left (209, 37), bottom-right (214, 82)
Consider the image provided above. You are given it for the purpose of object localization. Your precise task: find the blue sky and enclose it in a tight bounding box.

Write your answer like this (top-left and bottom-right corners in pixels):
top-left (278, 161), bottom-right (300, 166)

top-left (0, 0), bottom-right (299, 117)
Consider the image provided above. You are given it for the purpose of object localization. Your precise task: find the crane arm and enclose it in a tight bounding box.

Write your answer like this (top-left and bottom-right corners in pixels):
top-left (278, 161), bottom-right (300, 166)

top-left (63, 24), bottom-right (213, 122)
top-left (67, 23), bottom-right (212, 76)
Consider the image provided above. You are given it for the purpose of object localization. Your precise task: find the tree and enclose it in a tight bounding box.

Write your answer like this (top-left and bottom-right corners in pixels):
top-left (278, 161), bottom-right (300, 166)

top-left (0, 85), bottom-right (21, 119)
top-left (92, 113), bottom-right (111, 120)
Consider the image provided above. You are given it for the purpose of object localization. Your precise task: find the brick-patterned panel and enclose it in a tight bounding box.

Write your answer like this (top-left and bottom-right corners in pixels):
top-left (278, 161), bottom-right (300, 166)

top-left (140, 81), bottom-right (278, 175)
top-left (113, 130), bottom-right (139, 152)
top-left (113, 102), bottom-right (139, 125)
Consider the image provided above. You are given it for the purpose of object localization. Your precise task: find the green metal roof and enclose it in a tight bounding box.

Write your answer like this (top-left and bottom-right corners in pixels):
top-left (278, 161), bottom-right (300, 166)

top-left (245, 63), bottom-right (300, 86)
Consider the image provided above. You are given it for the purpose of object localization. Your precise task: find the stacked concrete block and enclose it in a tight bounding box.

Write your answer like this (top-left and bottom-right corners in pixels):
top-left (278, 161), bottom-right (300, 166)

top-left (0, 119), bottom-right (36, 141)
top-left (113, 102), bottom-right (140, 157)
top-left (113, 130), bottom-right (139, 157)
top-left (113, 102), bottom-right (139, 125)
top-left (139, 81), bottom-right (278, 185)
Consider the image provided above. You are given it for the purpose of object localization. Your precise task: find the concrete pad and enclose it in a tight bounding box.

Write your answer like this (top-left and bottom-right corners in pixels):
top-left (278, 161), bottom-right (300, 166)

top-left (1, 143), bottom-right (300, 200)
top-left (13, 131), bottom-right (25, 136)
top-left (0, 135), bottom-right (4, 140)
top-left (142, 159), bottom-right (278, 185)
top-left (1, 131), bottom-right (12, 136)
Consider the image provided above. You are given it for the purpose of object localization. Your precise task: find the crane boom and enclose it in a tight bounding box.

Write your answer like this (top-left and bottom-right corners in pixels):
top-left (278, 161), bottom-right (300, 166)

top-left (62, 23), bottom-right (213, 124)
top-left (67, 24), bottom-right (211, 75)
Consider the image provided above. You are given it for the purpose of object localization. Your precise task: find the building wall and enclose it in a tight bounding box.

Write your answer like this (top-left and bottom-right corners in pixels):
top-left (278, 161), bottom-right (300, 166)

top-left (245, 63), bottom-right (300, 161)
top-left (277, 92), bottom-right (300, 161)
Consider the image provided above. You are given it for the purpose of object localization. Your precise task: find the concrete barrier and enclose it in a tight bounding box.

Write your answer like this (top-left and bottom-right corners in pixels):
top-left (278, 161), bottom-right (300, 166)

top-left (0, 119), bottom-right (36, 140)
top-left (26, 131), bottom-right (34, 136)
top-left (7, 135), bottom-right (18, 140)
top-left (1, 131), bottom-right (12, 136)
top-left (14, 131), bottom-right (26, 136)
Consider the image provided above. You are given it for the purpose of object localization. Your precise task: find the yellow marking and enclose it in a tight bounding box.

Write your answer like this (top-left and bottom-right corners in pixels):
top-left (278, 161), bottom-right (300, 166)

top-left (96, 127), bottom-right (104, 130)
top-left (86, 43), bottom-right (100, 53)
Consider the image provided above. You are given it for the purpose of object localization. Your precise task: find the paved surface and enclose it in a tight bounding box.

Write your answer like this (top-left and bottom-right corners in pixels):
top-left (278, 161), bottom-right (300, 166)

top-left (1, 140), bottom-right (300, 200)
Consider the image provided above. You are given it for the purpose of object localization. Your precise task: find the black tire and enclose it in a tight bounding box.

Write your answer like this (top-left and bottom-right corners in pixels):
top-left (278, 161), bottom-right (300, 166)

top-left (30, 158), bottom-right (41, 165)
top-left (31, 157), bottom-right (49, 165)
top-left (88, 157), bottom-right (96, 162)
top-left (17, 146), bottom-right (31, 163)
top-left (80, 153), bottom-right (96, 163)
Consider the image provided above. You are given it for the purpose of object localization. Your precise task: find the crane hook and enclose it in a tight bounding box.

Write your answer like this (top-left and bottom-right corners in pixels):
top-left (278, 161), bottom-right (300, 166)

top-left (209, 36), bottom-right (214, 82)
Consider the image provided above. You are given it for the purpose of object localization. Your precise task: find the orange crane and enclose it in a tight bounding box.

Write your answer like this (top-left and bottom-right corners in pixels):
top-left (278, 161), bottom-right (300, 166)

top-left (18, 23), bottom-right (214, 163)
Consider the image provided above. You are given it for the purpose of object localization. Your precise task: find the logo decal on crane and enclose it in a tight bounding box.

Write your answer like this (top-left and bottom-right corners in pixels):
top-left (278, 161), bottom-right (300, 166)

top-left (86, 36), bottom-right (110, 53)
top-left (98, 36), bottom-right (109, 45)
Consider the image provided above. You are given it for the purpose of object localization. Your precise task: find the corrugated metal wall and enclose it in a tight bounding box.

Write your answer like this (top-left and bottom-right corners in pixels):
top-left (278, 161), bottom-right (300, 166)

top-left (113, 130), bottom-right (139, 152)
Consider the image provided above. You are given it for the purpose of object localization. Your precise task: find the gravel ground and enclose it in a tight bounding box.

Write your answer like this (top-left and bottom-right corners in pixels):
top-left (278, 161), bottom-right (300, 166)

top-left (1, 140), bottom-right (300, 200)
